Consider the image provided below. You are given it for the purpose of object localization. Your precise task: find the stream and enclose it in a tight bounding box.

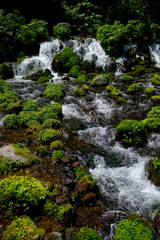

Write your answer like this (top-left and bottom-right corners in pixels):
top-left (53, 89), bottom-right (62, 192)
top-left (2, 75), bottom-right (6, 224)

top-left (1, 37), bottom-right (160, 239)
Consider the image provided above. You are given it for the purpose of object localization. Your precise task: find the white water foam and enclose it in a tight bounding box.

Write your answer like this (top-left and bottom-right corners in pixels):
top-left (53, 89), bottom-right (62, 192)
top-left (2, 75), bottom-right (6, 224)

top-left (149, 43), bottom-right (160, 68)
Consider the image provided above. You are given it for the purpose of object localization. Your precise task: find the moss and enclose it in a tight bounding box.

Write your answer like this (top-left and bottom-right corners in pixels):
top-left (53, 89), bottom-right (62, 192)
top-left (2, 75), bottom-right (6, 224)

top-left (41, 118), bottom-right (62, 129)
top-left (44, 83), bottom-right (65, 100)
top-left (73, 227), bottom-right (102, 240)
top-left (81, 84), bottom-right (89, 91)
top-left (127, 84), bottom-right (142, 93)
top-left (69, 65), bottom-right (81, 78)
top-left (18, 111), bottom-right (40, 128)
top-left (116, 97), bottom-right (127, 105)
top-left (141, 118), bottom-right (160, 132)
top-left (107, 89), bottom-right (122, 99)
top-left (73, 86), bottom-right (85, 96)
top-left (17, 55), bottom-right (29, 64)
top-left (44, 199), bottom-right (57, 216)
top-left (116, 119), bottom-right (146, 145)
top-left (106, 85), bottom-right (116, 92)
top-left (151, 74), bottom-right (160, 86)
top-left (0, 155), bottom-right (15, 177)
top-left (57, 203), bottom-right (74, 218)
top-left (91, 74), bottom-right (108, 86)
top-left (52, 150), bottom-right (65, 163)
top-left (39, 103), bottom-right (62, 122)
top-left (51, 47), bottom-right (80, 73)
top-left (145, 87), bottom-right (156, 95)
top-left (0, 63), bottom-right (14, 79)
top-left (23, 98), bottom-right (39, 111)
top-left (6, 101), bottom-right (22, 113)
top-left (0, 175), bottom-right (48, 212)
top-left (150, 95), bottom-right (160, 103)
top-left (75, 165), bottom-right (88, 180)
top-left (36, 145), bottom-right (47, 157)
top-left (76, 74), bottom-right (88, 85)
top-left (148, 157), bottom-right (160, 186)
top-left (133, 65), bottom-right (145, 76)
top-left (0, 91), bottom-right (18, 104)
top-left (38, 76), bottom-right (50, 83)
top-left (0, 80), bottom-right (12, 92)
top-left (12, 143), bottom-right (38, 164)
top-left (4, 114), bottom-right (19, 129)
top-left (114, 214), bottom-right (153, 240)
top-left (147, 106), bottom-right (160, 118)
top-left (53, 22), bottom-right (71, 40)
top-left (87, 73), bottom-right (98, 81)
top-left (3, 216), bottom-right (45, 240)
top-left (121, 74), bottom-right (134, 83)
top-left (28, 68), bottom-right (43, 81)
top-left (50, 140), bottom-right (64, 150)
top-left (39, 128), bottom-right (62, 144)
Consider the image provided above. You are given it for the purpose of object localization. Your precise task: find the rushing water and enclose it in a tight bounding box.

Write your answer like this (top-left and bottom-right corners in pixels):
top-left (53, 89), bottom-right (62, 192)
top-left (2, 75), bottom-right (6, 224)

top-left (4, 38), bottom-right (160, 238)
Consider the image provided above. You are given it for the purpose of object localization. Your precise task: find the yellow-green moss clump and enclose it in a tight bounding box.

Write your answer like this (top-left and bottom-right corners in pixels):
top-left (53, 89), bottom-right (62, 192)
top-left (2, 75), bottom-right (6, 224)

top-left (151, 74), bottom-right (160, 86)
top-left (148, 157), bottom-right (160, 186)
top-left (141, 106), bottom-right (160, 132)
top-left (0, 175), bottom-right (48, 212)
top-left (44, 83), bottom-right (65, 100)
top-left (3, 216), bottom-right (45, 240)
top-left (73, 227), bottom-right (102, 240)
top-left (116, 119), bottom-right (146, 145)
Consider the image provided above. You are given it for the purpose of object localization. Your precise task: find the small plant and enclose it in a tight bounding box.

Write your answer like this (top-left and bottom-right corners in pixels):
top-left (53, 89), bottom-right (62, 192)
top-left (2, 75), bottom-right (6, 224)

top-left (44, 199), bottom-right (57, 216)
top-left (44, 83), bottom-right (65, 100)
top-left (52, 150), bottom-right (65, 163)
top-left (57, 203), bottom-right (73, 218)
top-left (3, 216), bottom-right (45, 240)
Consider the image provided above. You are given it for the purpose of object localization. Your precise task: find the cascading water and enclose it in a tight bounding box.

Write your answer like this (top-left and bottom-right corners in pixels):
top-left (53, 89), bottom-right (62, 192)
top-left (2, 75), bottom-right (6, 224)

top-left (149, 43), bottom-right (160, 68)
top-left (4, 37), bottom-right (160, 238)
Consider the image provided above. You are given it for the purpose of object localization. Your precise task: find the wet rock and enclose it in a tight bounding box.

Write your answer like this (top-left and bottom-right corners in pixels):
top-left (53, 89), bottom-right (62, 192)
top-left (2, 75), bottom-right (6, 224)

top-left (153, 212), bottom-right (160, 235)
top-left (48, 232), bottom-right (63, 240)
top-left (91, 75), bottom-right (108, 86)
top-left (0, 145), bottom-right (28, 163)
top-left (81, 192), bottom-right (96, 204)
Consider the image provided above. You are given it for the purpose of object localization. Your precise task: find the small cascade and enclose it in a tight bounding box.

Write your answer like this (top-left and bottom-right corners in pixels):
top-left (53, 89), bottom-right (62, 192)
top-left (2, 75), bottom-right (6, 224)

top-left (115, 45), bottom-right (131, 75)
top-left (149, 43), bottom-right (160, 67)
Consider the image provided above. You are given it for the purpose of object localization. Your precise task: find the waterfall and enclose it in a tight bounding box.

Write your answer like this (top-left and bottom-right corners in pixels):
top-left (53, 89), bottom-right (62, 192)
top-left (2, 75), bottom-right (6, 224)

top-left (149, 43), bottom-right (160, 67)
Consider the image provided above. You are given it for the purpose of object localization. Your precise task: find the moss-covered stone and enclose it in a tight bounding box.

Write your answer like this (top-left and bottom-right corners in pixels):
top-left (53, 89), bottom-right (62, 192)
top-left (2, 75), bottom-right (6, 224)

top-left (38, 76), bottom-right (50, 83)
top-left (145, 87), bottom-right (156, 95)
top-left (127, 84), bottom-right (142, 94)
top-left (151, 74), bottom-right (160, 86)
top-left (106, 84), bottom-right (116, 92)
top-left (91, 75), bottom-right (108, 86)
top-left (18, 111), bottom-right (40, 128)
top-left (44, 83), bottom-right (65, 100)
top-left (3, 216), bottom-right (45, 240)
top-left (87, 73), bottom-right (98, 81)
top-left (39, 128), bottom-right (62, 144)
top-left (121, 74), bottom-right (134, 83)
top-left (147, 106), bottom-right (160, 118)
top-left (69, 65), bottom-right (81, 78)
top-left (0, 175), bottom-right (48, 212)
top-left (116, 97), bottom-right (127, 105)
top-left (73, 86), bottom-right (85, 96)
top-left (73, 227), bottom-right (102, 240)
top-left (0, 155), bottom-right (15, 177)
top-left (116, 119), bottom-right (146, 145)
top-left (23, 98), bottom-right (39, 111)
top-left (148, 157), bottom-right (160, 186)
top-left (41, 118), bottom-right (62, 129)
top-left (133, 65), bottom-right (145, 76)
top-left (52, 150), bottom-right (65, 163)
top-left (107, 89), bottom-right (122, 100)
top-left (76, 74), bottom-right (87, 85)
top-left (114, 214), bottom-right (153, 240)
top-left (150, 95), bottom-right (160, 103)
top-left (141, 118), bottom-right (160, 132)
top-left (0, 63), bottom-right (14, 79)
top-left (50, 140), bottom-right (64, 150)
top-left (4, 114), bottom-right (19, 129)
top-left (51, 47), bottom-right (80, 73)
top-left (39, 103), bottom-right (62, 122)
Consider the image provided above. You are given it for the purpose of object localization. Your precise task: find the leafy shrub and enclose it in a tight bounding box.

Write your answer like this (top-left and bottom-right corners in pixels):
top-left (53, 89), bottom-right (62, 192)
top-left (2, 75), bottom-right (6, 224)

top-left (116, 119), bottom-right (146, 145)
top-left (73, 227), bottom-right (102, 240)
top-left (114, 214), bottom-right (153, 240)
top-left (51, 47), bottom-right (80, 73)
top-left (4, 114), bottom-right (19, 129)
top-left (52, 150), bottom-right (65, 163)
top-left (39, 128), bottom-right (62, 144)
top-left (3, 216), bottom-right (45, 240)
top-left (44, 83), bottom-right (65, 100)
top-left (0, 63), bottom-right (14, 79)
top-left (23, 98), bottom-right (39, 111)
top-left (0, 175), bottom-right (48, 212)
top-left (53, 22), bottom-right (71, 40)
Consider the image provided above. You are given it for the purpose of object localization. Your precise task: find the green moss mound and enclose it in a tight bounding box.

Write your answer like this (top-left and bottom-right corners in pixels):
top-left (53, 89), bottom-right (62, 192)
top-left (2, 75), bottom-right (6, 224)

top-left (141, 118), bottom-right (160, 132)
top-left (0, 175), bottom-right (48, 212)
top-left (145, 87), bottom-right (156, 95)
top-left (18, 111), bottom-right (40, 128)
top-left (38, 76), bottom-right (50, 83)
top-left (57, 203), bottom-right (74, 218)
top-left (4, 114), bottom-right (19, 129)
top-left (73, 227), bottom-right (102, 240)
top-left (51, 47), bottom-right (80, 73)
top-left (73, 86), bottom-right (85, 96)
top-left (50, 140), bottom-right (64, 150)
top-left (114, 214), bottom-right (153, 240)
top-left (39, 128), bottom-right (62, 144)
top-left (151, 74), bottom-right (160, 86)
top-left (150, 95), bottom-right (160, 103)
top-left (0, 155), bottom-right (15, 177)
top-left (53, 22), bottom-right (71, 40)
top-left (121, 74), bottom-right (134, 83)
top-left (23, 98), bottom-right (39, 111)
top-left (148, 157), bottom-right (160, 186)
top-left (3, 216), bottom-right (45, 240)
top-left (44, 83), bottom-right (65, 100)
top-left (116, 119), bottom-right (146, 145)
top-left (52, 150), bottom-right (65, 163)
top-left (127, 84), bottom-right (142, 93)
top-left (69, 65), bottom-right (81, 78)
top-left (0, 63), bottom-right (14, 79)
top-left (41, 118), bottom-right (62, 129)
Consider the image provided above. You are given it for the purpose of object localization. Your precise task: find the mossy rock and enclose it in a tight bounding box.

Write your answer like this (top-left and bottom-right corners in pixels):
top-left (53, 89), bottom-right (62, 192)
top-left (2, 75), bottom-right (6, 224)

top-left (52, 150), bottom-right (65, 163)
top-left (23, 98), bottom-right (39, 111)
top-left (147, 106), bottom-right (160, 118)
top-left (148, 157), bottom-right (160, 186)
top-left (28, 69), bottom-right (43, 81)
top-left (151, 74), bottom-right (160, 86)
top-left (73, 86), bottom-right (85, 97)
top-left (44, 83), bottom-right (65, 100)
top-left (50, 140), bottom-right (64, 150)
top-left (76, 74), bottom-right (88, 85)
top-left (150, 95), bottom-right (160, 103)
top-left (121, 74), bottom-right (134, 83)
top-left (3, 216), bottom-right (45, 240)
top-left (87, 73), bottom-right (98, 81)
top-left (39, 103), bottom-right (62, 122)
top-left (0, 155), bottom-right (15, 177)
top-left (116, 119), bottom-right (146, 145)
top-left (107, 89), bottom-right (122, 100)
top-left (114, 214), bottom-right (153, 240)
top-left (0, 79), bottom-right (12, 93)
top-left (73, 227), bottom-right (102, 240)
top-left (145, 87), bottom-right (156, 96)
top-left (6, 101), bottom-right (22, 114)
top-left (127, 84), bottom-right (142, 94)
top-left (51, 47), bottom-right (80, 73)
top-left (38, 76), bottom-right (50, 83)
top-left (81, 60), bottom-right (96, 73)
top-left (141, 118), bottom-right (160, 132)
top-left (36, 145), bottom-right (47, 157)
top-left (18, 111), bottom-right (40, 128)
top-left (91, 75), bottom-right (108, 86)
top-left (0, 63), bottom-right (14, 79)
top-left (0, 175), bottom-right (48, 212)
top-left (39, 128), bottom-right (62, 144)
top-left (41, 118), bottom-right (62, 129)
top-left (116, 97), bottom-right (127, 105)
top-left (69, 65), bottom-right (81, 78)
top-left (133, 65), bottom-right (145, 76)
top-left (4, 114), bottom-right (19, 129)
top-left (106, 84), bottom-right (116, 92)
